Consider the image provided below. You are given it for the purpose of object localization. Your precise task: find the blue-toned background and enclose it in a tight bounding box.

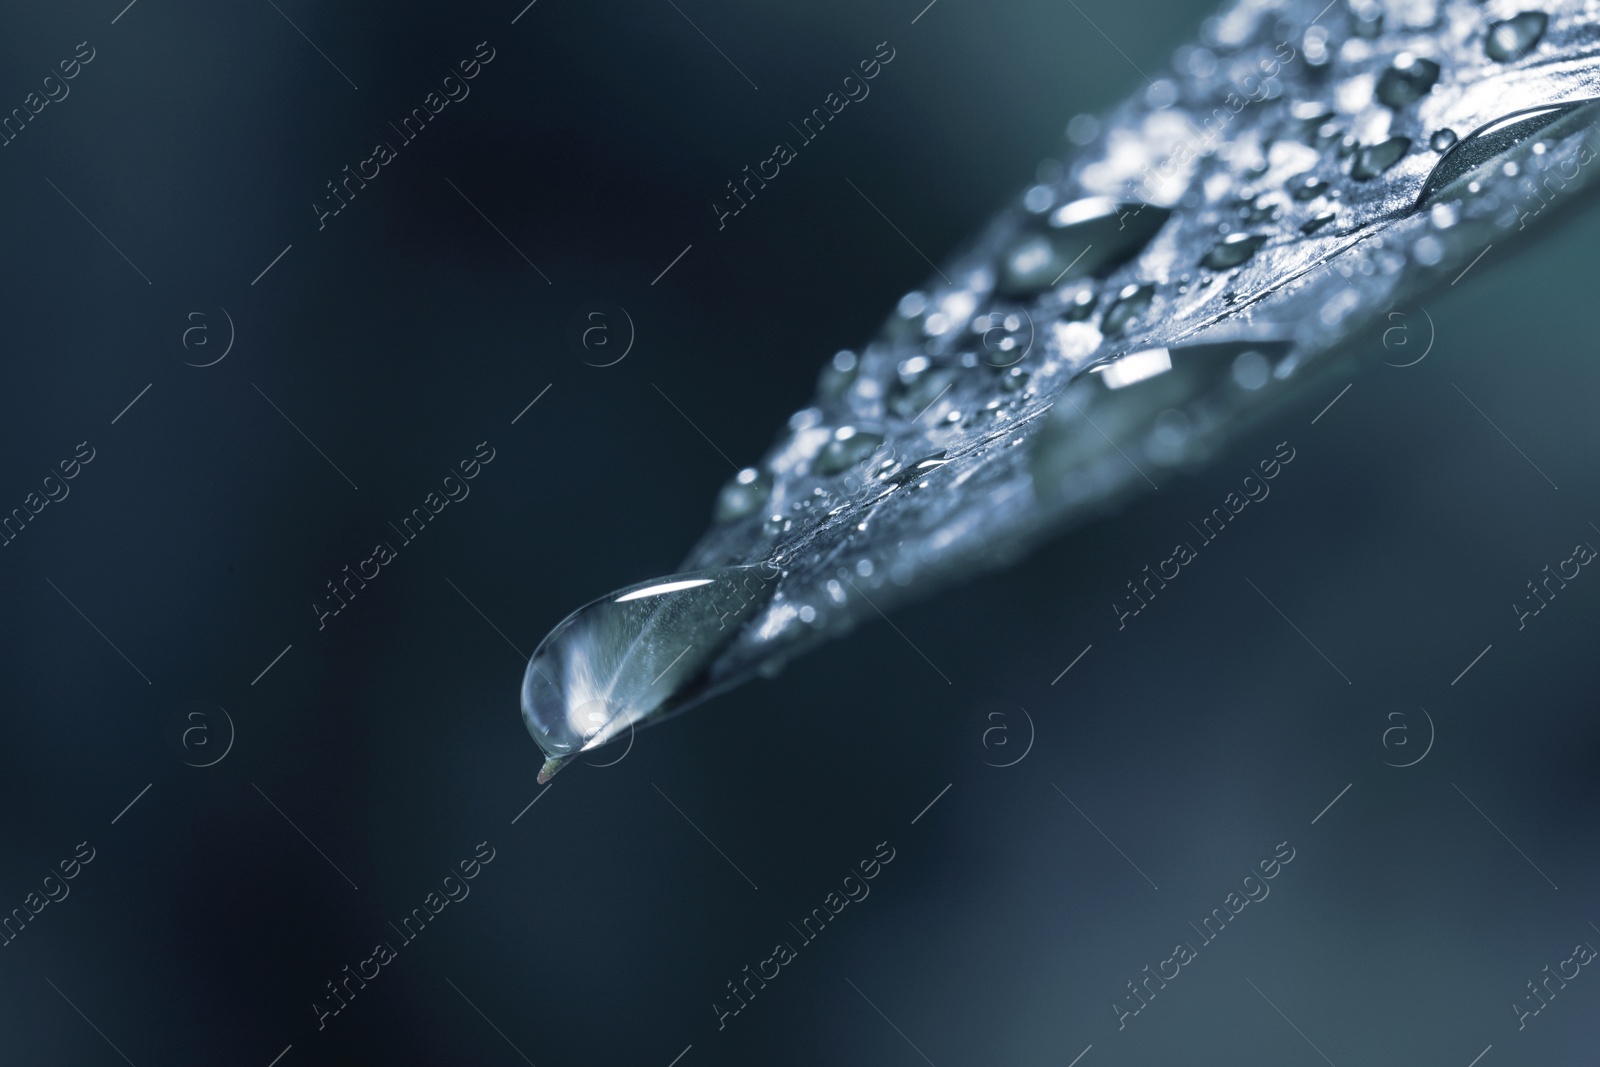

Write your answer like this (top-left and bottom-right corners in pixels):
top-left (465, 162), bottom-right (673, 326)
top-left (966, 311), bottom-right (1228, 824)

top-left (0, 0), bottom-right (1596, 1063)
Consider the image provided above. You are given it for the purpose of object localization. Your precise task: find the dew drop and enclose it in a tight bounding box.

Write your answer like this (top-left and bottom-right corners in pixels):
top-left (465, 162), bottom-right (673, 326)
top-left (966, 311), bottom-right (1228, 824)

top-left (1200, 232), bottom-right (1269, 270)
top-left (1349, 0), bottom-right (1384, 37)
top-left (1101, 283), bottom-right (1156, 336)
top-left (1239, 195), bottom-right (1280, 223)
top-left (1485, 12), bottom-right (1547, 62)
top-left (1289, 100), bottom-right (1335, 132)
top-left (1231, 349), bottom-right (1271, 390)
top-left (522, 564), bottom-right (779, 779)
top-left (1289, 175), bottom-right (1329, 201)
top-left (1300, 211), bottom-right (1337, 233)
top-left (1059, 285), bottom-right (1098, 321)
top-left (818, 349), bottom-right (859, 396)
top-left (1066, 114), bottom-right (1100, 145)
top-left (1351, 136), bottom-right (1410, 180)
top-left (1375, 53), bottom-right (1440, 109)
top-left (1413, 234), bottom-right (1445, 265)
top-left (815, 426), bottom-right (885, 474)
top-left (888, 365), bottom-right (957, 419)
top-left (1429, 128), bottom-right (1458, 152)
top-left (714, 467), bottom-right (772, 523)
top-left (997, 199), bottom-right (1169, 295)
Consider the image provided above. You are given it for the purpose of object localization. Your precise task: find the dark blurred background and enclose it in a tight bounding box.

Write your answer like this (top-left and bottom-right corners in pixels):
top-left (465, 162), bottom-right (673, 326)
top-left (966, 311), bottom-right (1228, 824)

top-left (0, 0), bottom-right (1596, 1063)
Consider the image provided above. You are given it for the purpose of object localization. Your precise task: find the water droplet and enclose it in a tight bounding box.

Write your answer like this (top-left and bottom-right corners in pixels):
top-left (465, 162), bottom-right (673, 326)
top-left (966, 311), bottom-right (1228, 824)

top-left (1413, 234), bottom-right (1445, 265)
top-left (1350, 0), bottom-right (1384, 37)
top-left (1239, 195), bottom-right (1280, 223)
top-left (1351, 136), bottom-right (1411, 180)
top-left (522, 564), bottom-right (779, 779)
top-left (997, 199), bottom-right (1169, 295)
top-left (1429, 128), bottom-right (1458, 153)
top-left (1300, 211), bottom-right (1337, 233)
top-left (714, 467), bottom-right (771, 523)
top-left (888, 364), bottom-right (956, 419)
top-left (819, 349), bottom-right (859, 396)
top-left (1289, 175), bottom-right (1329, 201)
top-left (1065, 114), bottom-right (1100, 145)
top-left (1289, 100), bottom-right (1335, 131)
top-left (1000, 366), bottom-right (1029, 392)
top-left (815, 426), bottom-right (885, 474)
top-left (1302, 25), bottom-right (1331, 65)
top-left (1314, 121), bottom-right (1344, 149)
top-left (1485, 11), bottom-right (1547, 62)
top-left (788, 407), bottom-right (823, 431)
top-left (1231, 349), bottom-right (1271, 390)
top-left (1101, 283), bottom-right (1155, 336)
top-left (1200, 232), bottom-right (1269, 270)
top-left (1415, 100), bottom-right (1600, 209)
top-left (1059, 285), bottom-right (1098, 321)
top-left (1376, 53), bottom-right (1440, 109)
top-left (1145, 79), bottom-right (1179, 109)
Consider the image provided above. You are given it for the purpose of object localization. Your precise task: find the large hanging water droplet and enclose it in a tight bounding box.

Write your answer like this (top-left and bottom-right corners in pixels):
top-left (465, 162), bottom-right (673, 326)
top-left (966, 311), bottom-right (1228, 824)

top-left (1485, 11), bottom-right (1548, 62)
top-left (1200, 232), bottom-right (1269, 270)
top-left (997, 198), bottom-right (1170, 295)
top-left (1415, 100), bottom-right (1600, 209)
top-left (1351, 136), bottom-right (1411, 180)
top-left (1375, 53), bottom-right (1440, 109)
top-left (715, 467), bottom-right (771, 522)
top-left (1101, 283), bottom-right (1156, 335)
top-left (521, 564), bottom-right (779, 780)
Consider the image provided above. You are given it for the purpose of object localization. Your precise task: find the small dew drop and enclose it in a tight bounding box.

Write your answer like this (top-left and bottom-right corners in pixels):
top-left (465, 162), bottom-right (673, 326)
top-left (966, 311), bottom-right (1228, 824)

top-left (1413, 234), bottom-right (1445, 265)
top-left (1300, 211), bottom-right (1337, 234)
top-left (1066, 114), bottom-right (1100, 145)
top-left (1351, 136), bottom-right (1411, 180)
top-left (1101, 283), bottom-right (1156, 336)
top-left (1289, 175), bottom-right (1329, 201)
top-left (1485, 12), bottom-right (1548, 63)
top-left (815, 426), bottom-right (885, 475)
top-left (1430, 128), bottom-right (1458, 152)
top-left (714, 467), bottom-right (772, 523)
top-left (1200, 232), bottom-right (1269, 270)
top-left (1231, 350), bottom-right (1271, 390)
top-left (1375, 53), bottom-right (1440, 110)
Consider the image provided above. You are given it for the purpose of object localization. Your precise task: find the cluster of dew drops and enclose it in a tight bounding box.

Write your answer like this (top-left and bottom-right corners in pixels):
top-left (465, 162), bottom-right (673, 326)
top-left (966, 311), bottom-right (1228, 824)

top-left (704, 0), bottom-right (1568, 636)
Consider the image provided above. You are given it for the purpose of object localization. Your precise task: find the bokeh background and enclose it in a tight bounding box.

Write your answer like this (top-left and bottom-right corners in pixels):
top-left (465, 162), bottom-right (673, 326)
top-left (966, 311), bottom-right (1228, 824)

top-left (0, 0), bottom-right (1596, 1063)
